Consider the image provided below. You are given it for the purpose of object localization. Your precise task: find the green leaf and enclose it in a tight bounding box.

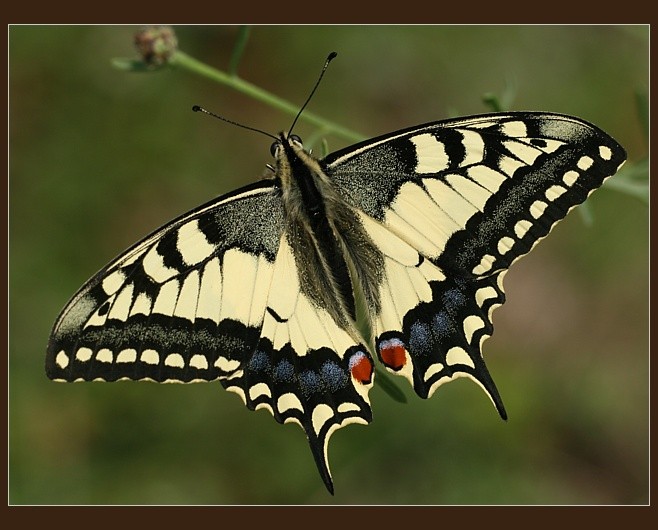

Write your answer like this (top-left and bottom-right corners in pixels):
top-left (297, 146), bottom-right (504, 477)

top-left (482, 93), bottom-right (504, 113)
top-left (604, 160), bottom-right (649, 203)
top-left (578, 201), bottom-right (594, 226)
top-left (374, 367), bottom-right (408, 404)
top-left (482, 78), bottom-right (517, 112)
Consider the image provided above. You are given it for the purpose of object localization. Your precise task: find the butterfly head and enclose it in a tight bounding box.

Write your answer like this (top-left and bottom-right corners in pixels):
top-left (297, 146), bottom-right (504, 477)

top-left (269, 131), bottom-right (324, 182)
top-left (270, 133), bottom-right (304, 158)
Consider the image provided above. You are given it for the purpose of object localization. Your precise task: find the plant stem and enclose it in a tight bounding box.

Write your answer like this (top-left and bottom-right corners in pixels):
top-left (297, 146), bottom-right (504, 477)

top-left (169, 50), bottom-right (365, 143)
top-left (228, 26), bottom-right (251, 76)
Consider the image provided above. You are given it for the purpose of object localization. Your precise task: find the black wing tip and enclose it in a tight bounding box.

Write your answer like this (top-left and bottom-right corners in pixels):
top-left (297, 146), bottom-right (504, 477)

top-left (307, 435), bottom-right (336, 495)
top-left (315, 457), bottom-right (335, 495)
top-left (45, 364), bottom-right (58, 380)
top-left (472, 358), bottom-right (508, 421)
top-left (324, 477), bottom-right (335, 495)
top-left (484, 378), bottom-right (507, 421)
top-left (45, 344), bottom-right (64, 381)
top-left (497, 401), bottom-right (508, 421)
top-left (314, 450), bottom-right (335, 495)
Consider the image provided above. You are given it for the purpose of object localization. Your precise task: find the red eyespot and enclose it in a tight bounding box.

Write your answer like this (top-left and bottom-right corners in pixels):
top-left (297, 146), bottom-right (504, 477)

top-left (378, 338), bottom-right (407, 371)
top-left (348, 351), bottom-right (373, 384)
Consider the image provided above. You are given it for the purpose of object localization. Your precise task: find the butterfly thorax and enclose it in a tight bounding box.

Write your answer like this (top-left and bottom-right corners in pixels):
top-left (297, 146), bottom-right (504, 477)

top-left (274, 134), bottom-right (383, 340)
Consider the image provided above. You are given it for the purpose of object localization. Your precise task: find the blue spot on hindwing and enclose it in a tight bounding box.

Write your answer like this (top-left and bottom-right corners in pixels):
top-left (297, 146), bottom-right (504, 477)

top-left (408, 321), bottom-right (432, 356)
top-left (348, 350), bottom-right (368, 370)
top-left (249, 350), bottom-right (271, 372)
top-left (299, 370), bottom-right (322, 396)
top-left (432, 311), bottom-right (452, 338)
top-left (443, 288), bottom-right (466, 313)
top-left (273, 359), bottom-right (295, 383)
top-left (378, 337), bottom-right (404, 352)
top-left (320, 361), bottom-right (348, 392)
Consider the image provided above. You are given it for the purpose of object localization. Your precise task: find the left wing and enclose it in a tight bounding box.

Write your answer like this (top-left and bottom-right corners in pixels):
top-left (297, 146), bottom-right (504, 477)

top-left (46, 179), bottom-right (374, 494)
top-left (324, 112), bottom-right (626, 408)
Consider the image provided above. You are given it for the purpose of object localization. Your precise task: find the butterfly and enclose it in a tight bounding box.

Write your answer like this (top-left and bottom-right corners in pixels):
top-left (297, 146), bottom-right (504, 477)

top-left (46, 57), bottom-right (626, 494)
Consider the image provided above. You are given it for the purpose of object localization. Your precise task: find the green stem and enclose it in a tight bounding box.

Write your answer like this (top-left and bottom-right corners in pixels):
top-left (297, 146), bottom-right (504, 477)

top-left (228, 26), bottom-right (251, 76)
top-left (169, 50), bottom-right (365, 143)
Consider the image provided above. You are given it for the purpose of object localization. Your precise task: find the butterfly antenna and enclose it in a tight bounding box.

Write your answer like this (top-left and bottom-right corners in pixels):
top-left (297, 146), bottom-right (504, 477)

top-left (287, 51), bottom-right (338, 136)
top-left (192, 105), bottom-right (279, 142)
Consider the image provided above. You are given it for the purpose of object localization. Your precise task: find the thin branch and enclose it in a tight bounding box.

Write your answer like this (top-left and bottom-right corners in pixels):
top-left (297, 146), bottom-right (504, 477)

top-left (228, 26), bottom-right (251, 77)
top-left (169, 50), bottom-right (365, 143)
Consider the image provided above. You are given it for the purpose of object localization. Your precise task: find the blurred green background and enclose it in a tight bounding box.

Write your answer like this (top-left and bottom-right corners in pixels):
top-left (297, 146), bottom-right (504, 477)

top-left (9, 25), bottom-right (648, 505)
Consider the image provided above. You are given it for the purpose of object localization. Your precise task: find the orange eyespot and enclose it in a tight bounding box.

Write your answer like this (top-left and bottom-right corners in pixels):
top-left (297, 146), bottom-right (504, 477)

top-left (378, 338), bottom-right (407, 371)
top-left (348, 351), bottom-right (373, 384)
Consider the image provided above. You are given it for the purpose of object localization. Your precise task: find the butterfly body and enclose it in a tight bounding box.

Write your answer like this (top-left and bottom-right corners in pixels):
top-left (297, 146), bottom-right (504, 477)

top-left (276, 133), bottom-right (373, 335)
top-left (47, 112), bottom-right (626, 494)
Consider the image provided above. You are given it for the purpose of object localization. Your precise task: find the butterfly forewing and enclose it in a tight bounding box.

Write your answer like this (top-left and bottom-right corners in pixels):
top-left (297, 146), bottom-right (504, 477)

top-left (46, 181), bottom-right (284, 383)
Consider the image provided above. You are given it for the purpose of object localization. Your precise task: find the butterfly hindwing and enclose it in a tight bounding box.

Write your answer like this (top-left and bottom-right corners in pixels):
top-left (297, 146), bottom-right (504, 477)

top-left (356, 212), bottom-right (506, 413)
top-left (221, 233), bottom-right (374, 493)
top-left (325, 112), bottom-right (625, 407)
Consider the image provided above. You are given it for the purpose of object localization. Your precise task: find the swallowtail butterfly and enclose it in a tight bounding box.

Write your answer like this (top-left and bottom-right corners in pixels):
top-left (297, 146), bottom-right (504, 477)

top-left (46, 56), bottom-right (626, 494)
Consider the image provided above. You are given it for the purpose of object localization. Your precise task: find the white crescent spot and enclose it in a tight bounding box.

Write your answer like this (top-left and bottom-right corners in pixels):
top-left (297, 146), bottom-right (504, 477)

top-left (312, 403), bottom-right (334, 435)
top-left (577, 156), bottom-right (594, 170)
top-left (214, 356), bottom-right (240, 372)
top-left (140, 349), bottom-right (160, 365)
top-left (116, 348), bottom-right (137, 363)
top-left (75, 347), bottom-right (93, 362)
top-left (96, 348), bottom-right (113, 363)
top-left (445, 347), bottom-right (475, 369)
top-left (189, 354), bottom-right (209, 370)
top-left (278, 392), bottom-right (304, 413)
top-left (164, 353), bottom-right (184, 368)
top-left (249, 382), bottom-right (272, 401)
top-left (599, 145), bottom-right (613, 160)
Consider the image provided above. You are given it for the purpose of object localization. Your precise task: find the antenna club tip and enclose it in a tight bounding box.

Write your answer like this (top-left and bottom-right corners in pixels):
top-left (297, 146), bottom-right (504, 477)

top-left (192, 105), bottom-right (202, 112)
top-left (328, 51), bottom-right (338, 61)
